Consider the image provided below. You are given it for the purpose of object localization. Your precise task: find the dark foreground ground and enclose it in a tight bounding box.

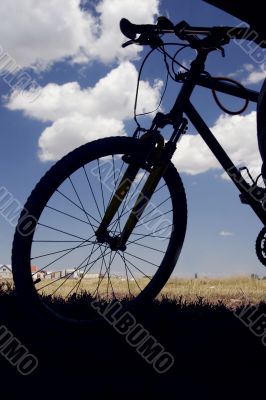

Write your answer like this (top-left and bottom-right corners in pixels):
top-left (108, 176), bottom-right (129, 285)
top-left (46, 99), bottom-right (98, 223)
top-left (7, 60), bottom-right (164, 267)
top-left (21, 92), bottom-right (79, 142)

top-left (0, 288), bottom-right (266, 399)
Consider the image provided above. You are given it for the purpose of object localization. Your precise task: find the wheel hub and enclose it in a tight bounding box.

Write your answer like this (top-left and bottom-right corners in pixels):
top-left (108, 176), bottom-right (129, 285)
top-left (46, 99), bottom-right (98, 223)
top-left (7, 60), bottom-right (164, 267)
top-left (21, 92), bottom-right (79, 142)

top-left (96, 230), bottom-right (127, 251)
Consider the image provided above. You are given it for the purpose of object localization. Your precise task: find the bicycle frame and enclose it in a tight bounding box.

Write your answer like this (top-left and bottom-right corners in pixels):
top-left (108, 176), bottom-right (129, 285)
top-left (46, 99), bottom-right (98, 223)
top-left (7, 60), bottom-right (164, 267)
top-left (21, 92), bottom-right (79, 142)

top-left (167, 50), bottom-right (266, 225)
top-left (185, 103), bottom-right (266, 224)
top-left (96, 47), bottom-right (266, 250)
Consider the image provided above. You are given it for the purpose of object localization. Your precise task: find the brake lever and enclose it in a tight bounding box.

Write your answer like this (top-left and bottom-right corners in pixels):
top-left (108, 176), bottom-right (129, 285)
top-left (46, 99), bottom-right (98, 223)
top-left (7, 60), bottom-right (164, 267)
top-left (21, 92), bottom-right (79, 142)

top-left (122, 39), bottom-right (137, 48)
top-left (121, 34), bottom-right (149, 48)
top-left (122, 33), bottom-right (164, 49)
top-left (217, 46), bottom-right (225, 57)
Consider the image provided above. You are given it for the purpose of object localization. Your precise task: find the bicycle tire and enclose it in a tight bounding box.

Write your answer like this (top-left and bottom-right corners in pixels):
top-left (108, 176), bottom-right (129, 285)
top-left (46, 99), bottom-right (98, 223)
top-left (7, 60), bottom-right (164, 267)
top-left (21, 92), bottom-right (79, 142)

top-left (255, 226), bottom-right (266, 266)
top-left (12, 136), bottom-right (187, 326)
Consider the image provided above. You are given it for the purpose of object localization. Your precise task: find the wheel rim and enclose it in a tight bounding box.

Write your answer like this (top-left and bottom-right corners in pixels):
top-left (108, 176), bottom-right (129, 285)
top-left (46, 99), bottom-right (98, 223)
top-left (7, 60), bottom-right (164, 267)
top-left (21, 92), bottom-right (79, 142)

top-left (13, 138), bottom-right (186, 323)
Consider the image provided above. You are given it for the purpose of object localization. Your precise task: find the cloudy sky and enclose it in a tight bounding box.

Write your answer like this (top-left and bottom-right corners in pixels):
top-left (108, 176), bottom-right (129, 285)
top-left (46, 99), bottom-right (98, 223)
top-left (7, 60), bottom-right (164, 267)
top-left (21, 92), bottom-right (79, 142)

top-left (1, 0), bottom-right (266, 277)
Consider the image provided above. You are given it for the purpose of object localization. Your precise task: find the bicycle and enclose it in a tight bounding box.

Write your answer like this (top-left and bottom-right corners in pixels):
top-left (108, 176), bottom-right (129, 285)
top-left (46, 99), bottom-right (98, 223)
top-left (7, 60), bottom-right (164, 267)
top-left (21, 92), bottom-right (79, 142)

top-left (12, 16), bottom-right (266, 325)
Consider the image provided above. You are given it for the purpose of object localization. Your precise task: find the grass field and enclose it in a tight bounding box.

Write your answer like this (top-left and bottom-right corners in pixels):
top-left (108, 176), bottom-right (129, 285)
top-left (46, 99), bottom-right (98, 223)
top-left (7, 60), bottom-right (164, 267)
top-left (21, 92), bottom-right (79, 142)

top-left (2, 275), bottom-right (266, 306)
top-left (159, 276), bottom-right (266, 306)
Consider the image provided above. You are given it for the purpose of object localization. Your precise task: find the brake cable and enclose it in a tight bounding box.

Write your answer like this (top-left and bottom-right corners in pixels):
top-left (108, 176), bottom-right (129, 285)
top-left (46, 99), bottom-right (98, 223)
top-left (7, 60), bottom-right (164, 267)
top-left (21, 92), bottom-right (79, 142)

top-left (134, 38), bottom-right (249, 128)
top-left (134, 43), bottom-right (188, 128)
top-left (211, 76), bottom-right (249, 115)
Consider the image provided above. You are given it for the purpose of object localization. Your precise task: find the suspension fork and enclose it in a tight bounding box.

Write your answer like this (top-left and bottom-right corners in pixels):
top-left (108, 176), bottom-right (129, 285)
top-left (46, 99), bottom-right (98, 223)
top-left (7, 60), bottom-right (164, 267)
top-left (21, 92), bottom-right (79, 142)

top-left (116, 119), bottom-right (188, 250)
top-left (96, 162), bottom-right (141, 241)
top-left (95, 132), bottom-right (164, 244)
top-left (116, 153), bottom-right (171, 249)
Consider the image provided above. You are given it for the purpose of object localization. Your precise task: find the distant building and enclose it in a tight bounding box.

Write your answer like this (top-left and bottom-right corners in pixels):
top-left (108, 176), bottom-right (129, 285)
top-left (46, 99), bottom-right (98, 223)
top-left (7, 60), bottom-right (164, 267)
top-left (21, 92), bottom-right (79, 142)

top-left (0, 264), bottom-right (12, 279)
top-left (31, 265), bottom-right (46, 280)
top-left (41, 269), bottom-right (80, 280)
top-left (61, 270), bottom-right (100, 279)
top-left (31, 265), bottom-right (38, 273)
top-left (63, 269), bottom-right (79, 279)
top-left (82, 273), bottom-right (99, 279)
top-left (51, 271), bottom-right (63, 280)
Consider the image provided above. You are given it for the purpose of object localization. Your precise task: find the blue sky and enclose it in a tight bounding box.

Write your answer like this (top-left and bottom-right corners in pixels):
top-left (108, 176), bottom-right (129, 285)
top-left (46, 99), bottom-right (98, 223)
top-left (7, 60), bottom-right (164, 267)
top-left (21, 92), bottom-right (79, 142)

top-left (1, 0), bottom-right (266, 277)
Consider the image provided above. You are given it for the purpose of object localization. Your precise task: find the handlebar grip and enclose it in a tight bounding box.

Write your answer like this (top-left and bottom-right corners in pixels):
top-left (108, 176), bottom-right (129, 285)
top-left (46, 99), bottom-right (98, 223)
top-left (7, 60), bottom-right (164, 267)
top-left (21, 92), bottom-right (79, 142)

top-left (120, 18), bottom-right (137, 40)
top-left (120, 18), bottom-right (155, 40)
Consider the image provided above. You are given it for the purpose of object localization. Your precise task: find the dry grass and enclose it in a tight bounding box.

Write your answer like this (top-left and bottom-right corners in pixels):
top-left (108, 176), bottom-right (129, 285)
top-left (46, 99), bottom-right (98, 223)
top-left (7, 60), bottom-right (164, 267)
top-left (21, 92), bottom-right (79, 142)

top-left (159, 276), bottom-right (266, 307)
top-left (0, 279), bottom-right (14, 292)
top-left (2, 275), bottom-right (266, 307)
top-left (34, 277), bottom-right (150, 298)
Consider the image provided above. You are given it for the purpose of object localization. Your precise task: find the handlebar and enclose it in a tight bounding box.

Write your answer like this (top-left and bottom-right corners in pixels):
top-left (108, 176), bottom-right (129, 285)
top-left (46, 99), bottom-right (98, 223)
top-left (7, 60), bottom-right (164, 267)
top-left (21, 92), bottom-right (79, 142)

top-left (120, 17), bottom-right (175, 40)
top-left (120, 17), bottom-right (252, 49)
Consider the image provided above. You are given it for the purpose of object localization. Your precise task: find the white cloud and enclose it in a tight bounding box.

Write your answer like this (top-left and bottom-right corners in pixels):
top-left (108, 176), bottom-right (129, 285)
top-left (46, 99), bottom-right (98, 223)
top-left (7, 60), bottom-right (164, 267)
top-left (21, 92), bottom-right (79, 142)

top-left (0, 0), bottom-right (93, 70)
top-left (0, 0), bottom-right (159, 71)
top-left (242, 64), bottom-right (266, 85)
top-left (229, 63), bottom-right (266, 85)
top-left (7, 62), bottom-right (162, 122)
top-left (243, 64), bottom-right (254, 73)
top-left (172, 111), bottom-right (261, 178)
top-left (219, 231), bottom-right (234, 236)
top-left (6, 62), bottom-right (163, 161)
top-left (88, 0), bottom-right (159, 64)
top-left (38, 114), bottom-right (125, 161)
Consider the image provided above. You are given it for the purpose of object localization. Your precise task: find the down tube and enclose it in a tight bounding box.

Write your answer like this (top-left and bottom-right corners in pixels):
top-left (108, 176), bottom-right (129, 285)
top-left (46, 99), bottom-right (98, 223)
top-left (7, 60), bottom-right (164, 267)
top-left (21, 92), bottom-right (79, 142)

top-left (185, 101), bottom-right (266, 225)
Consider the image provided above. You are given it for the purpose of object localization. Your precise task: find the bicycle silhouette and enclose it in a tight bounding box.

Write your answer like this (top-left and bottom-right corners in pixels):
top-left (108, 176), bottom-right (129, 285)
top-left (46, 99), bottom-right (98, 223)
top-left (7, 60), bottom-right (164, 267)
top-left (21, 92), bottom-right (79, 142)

top-left (12, 16), bottom-right (266, 325)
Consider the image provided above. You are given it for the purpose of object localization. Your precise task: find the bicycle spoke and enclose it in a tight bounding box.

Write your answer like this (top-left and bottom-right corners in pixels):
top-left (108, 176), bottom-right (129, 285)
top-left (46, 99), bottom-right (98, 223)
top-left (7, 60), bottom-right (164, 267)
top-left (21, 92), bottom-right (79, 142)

top-left (109, 168), bottom-right (148, 236)
top-left (69, 176), bottom-right (96, 234)
top-left (31, 241), bottom-right (95, 260)
top-left (106, 156), bottom-right (125, 210)
top-left (110, 191), bottom-right (170, 229)
top-left (140, 196), bottom-right (171, 221)
top-left (37, 244), bottom-right (107, 291)
top-left (153, 182), bottom-right (166, 194)
top-left (83, 165), bottom-right (103, 220)
top-left (94, 250), bottom-right (107, 298)
top-left (120, 252), bottom-right (132, 297)
top-left (106, 251), bottom-right (114, 298)
top-left (65, 242), bottom-right (100, 298)
top-left (110, 156), bottom-right (124, 237)
top-left (33, 240), bottom-right (86, 243)
top-left (56, 189), bottom-right (100, 225)
top-left (46, 205), bottom-right (96, 227)
top-left (93, 249), bottom-right (117, 298)
top-left (127, 224), bottom-right (173, 244)
top-left (123, 250), bottom-right (160, 268)
top-left (127, 241), bottom-right (165, 253)
top-left (118, 252), bottom-right (144, 292)
top-left (118, 169), bottom-right (147, 220)
top-left (32, 233), bottom-right (96, 274)
top-left (129, 233), bottom-right (170, 240)
top-left (48, 245), bottom-right (102, 297)
top-left (97, 159), bottom-right (106, 214)
top-left (121, 253), bottom-right (153, 279)
top-left (37, 223), bottom-right (88, 241)
top-left (135, 208), bottom-right (172, 230)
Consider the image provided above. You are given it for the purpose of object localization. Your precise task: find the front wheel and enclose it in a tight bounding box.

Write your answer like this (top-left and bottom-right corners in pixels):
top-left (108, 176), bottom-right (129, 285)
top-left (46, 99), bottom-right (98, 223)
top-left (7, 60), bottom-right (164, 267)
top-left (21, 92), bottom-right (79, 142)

top-left (12, 136), bottom-right (187, 325)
